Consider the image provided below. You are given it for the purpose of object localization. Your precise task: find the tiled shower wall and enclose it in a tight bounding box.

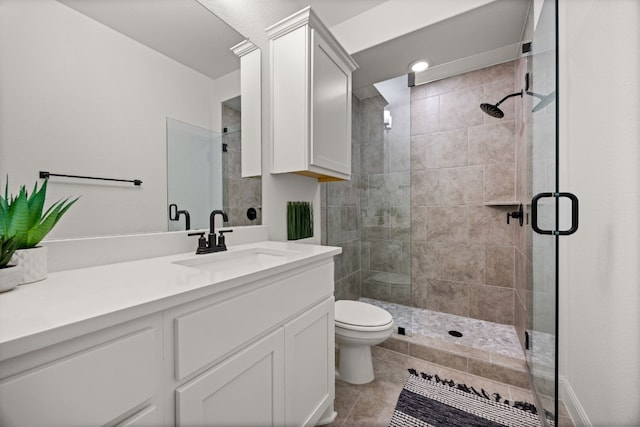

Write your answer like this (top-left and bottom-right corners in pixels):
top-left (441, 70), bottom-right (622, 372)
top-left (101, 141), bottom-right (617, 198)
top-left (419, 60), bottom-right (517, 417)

top-left (322, 95), bottom-right (362, 300)
top-left (326, 60), bottom-right (528, 330)
top-left (410, 61), bottom-right (522, 325)
top-left (359, 87), bottom-right (411, 306)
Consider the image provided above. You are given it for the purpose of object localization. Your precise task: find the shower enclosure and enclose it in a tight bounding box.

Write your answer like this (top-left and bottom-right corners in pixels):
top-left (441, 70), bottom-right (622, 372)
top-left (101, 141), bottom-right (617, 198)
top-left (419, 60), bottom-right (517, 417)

top-left (326, 2), bottom-right (571, 425)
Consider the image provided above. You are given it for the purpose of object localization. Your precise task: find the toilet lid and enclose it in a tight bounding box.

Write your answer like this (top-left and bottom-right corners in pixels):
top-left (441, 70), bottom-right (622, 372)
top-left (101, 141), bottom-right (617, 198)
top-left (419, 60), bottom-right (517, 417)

top-left (335, 300), bottom-right (393, 328)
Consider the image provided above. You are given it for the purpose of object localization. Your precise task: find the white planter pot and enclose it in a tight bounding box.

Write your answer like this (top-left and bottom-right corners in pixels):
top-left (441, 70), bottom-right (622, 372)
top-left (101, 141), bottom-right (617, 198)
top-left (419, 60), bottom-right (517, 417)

top-left (0, 265), bottom-right (23, 293)
top-left (11, 246), bottom-right (47, 284)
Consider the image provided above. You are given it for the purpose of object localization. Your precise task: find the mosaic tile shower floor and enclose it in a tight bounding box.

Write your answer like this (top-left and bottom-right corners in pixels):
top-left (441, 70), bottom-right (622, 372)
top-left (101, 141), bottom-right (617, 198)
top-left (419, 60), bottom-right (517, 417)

top-left (360, 297), bottom-right (525, 360)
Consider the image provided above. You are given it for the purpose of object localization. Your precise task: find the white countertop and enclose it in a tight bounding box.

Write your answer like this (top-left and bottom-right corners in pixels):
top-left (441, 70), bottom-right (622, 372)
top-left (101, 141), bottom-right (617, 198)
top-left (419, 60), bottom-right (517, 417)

top-left (0, 241), bottom-right (341, 360)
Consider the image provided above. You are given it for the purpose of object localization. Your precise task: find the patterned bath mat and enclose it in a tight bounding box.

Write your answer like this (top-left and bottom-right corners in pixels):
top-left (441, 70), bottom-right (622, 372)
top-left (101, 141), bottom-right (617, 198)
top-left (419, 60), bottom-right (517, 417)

top-left (389, 369), bottom-right (544, 427)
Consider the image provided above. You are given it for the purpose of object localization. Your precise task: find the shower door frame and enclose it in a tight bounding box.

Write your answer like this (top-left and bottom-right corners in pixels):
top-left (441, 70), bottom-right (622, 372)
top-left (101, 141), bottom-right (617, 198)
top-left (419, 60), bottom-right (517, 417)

top-left (527, 0), bottom-right (578, 425)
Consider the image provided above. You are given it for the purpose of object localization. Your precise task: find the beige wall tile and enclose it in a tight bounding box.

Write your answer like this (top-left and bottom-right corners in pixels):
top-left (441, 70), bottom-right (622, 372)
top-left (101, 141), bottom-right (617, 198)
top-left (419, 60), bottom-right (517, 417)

top-left (440, 243), bottom-right (485, 284)
top-left (411, 240), bottom-right (440, 281)
top-left (485, 164), bottom-right (516, 203)
top-left (485, 245), bottom-right (515, 287)
top-left (468, 120), bottom-right (516, 165)
top-left (425, 279), bottom-right (470, 317)
top-left (467, 61), bottom-right (515, 88)
top-left (439, 166), bottom-right (484, 205)
top-left (468, 205), bottom-right (515, 245)
top-left (409, 343), bottom-right (468, 372)
top-left (425, 72), bottom-right (471, 97)
top-left (410, 96), bottom-right (439, 136)
top-left (469, 285), bottom-right (514, 325)
top-left (410, 134), bottom-right (428, 171)
top-left (424, 128), bottom-right (469, 169)
top-left (468, 358), bottom-right (530, 389)
top-left (439, 86), bottom-right (484, 131)
top-left (411, 205), bottom-right (428, 241)
top-left (426, 206), bottom-right (468, 242)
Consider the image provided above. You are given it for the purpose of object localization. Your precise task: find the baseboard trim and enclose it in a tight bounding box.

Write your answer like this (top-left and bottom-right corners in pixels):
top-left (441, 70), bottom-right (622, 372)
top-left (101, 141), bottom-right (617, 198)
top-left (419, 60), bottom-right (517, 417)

top-left (559, 375), bottom-right (591, 426)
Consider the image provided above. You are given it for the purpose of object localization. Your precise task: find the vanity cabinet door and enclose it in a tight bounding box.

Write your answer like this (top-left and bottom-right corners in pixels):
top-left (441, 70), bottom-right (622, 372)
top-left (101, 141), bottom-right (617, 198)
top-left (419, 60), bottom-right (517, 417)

top-left (284, 297), bottom-right (335, 427)
top-left (175, 329), bottom-right (285, 427)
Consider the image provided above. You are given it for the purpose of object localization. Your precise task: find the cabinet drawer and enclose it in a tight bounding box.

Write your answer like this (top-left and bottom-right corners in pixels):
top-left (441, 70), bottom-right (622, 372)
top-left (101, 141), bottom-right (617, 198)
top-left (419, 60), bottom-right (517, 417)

top-left (174, 262), bottom-right (333, 379)
top-left (0, 328), bottom-right (157, 427)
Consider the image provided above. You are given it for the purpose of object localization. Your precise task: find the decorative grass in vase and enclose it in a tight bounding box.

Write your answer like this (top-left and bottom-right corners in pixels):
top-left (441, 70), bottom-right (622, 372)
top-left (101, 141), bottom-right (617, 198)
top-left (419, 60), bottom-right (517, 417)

top-left (287, 201), bottom-right (313, 241)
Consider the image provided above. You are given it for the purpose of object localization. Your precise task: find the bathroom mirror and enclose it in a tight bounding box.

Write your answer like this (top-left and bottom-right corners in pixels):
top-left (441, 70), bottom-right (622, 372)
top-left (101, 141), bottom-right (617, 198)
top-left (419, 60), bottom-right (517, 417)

top-left (167, 119), bottom-right (223, 231)
top-left (167, 97), bottom-right (262, 231)
top-left (0, 0), bottom-right (261, 239)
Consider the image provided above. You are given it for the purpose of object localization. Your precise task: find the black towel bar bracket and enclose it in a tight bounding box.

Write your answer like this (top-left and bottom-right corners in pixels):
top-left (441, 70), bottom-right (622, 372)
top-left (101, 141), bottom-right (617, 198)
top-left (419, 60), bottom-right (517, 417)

top-left (39, 171), bottom-right (142, 186)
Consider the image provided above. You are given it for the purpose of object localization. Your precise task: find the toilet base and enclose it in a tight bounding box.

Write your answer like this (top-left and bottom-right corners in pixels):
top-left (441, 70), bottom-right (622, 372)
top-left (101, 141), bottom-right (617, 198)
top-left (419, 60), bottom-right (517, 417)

top-left (337, 343), bottom-right (375, 385)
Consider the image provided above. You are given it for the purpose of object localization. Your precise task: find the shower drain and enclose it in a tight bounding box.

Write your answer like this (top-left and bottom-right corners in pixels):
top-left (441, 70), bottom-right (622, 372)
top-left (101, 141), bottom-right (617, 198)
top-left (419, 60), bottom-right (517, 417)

top-left (448, 330), bottom-right (463, 338)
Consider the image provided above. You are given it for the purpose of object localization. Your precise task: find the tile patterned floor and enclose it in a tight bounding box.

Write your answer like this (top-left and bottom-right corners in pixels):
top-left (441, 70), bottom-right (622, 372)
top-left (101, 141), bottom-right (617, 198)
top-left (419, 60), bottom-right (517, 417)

top-left (330, 299), bottom-right (574, 426)
top-left (361, 297), bottom-right (524, 360)
top-left (328, 346), bottom-right (575, 427)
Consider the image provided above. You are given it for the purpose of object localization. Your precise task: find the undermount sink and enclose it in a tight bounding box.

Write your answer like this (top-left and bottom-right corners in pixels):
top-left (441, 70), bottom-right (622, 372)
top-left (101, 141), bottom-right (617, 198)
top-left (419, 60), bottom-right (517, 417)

top-left (173, 247), bottom-right (300, 274)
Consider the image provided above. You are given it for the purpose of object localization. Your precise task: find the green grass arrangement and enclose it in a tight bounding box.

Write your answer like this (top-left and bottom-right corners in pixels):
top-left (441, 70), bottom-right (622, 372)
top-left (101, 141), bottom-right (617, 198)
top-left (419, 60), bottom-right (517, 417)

top-left (0, 235), bottom-right (19, 268)
top-left (0, 179), bottom-right (78, 249)
top-left (287, 201), bottom-right (313, 241)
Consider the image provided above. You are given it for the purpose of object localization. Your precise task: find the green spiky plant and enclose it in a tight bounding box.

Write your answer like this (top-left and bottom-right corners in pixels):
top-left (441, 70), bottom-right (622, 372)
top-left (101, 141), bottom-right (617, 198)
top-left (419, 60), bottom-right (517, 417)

top-left (0, 235), bottom-right (19, 268)
top-left (0, 179), bottom-right (78, 249)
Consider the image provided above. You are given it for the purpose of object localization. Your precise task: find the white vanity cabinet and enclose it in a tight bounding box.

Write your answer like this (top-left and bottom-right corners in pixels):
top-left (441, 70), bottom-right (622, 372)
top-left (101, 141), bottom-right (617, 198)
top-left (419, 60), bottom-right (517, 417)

top-left (169, 261), bottom-right (336, 427)
top-left (0, 315), bottom-right (163, 427)
top-left (267, 7), bottom-right (358, 182)
top-left (0, 242), bottom-right (339, 427)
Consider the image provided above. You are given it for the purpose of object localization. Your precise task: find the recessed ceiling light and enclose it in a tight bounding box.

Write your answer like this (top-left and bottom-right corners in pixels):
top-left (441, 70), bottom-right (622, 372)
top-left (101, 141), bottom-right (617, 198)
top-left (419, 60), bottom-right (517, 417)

top-left (409, 60), bottom-right (429, 72)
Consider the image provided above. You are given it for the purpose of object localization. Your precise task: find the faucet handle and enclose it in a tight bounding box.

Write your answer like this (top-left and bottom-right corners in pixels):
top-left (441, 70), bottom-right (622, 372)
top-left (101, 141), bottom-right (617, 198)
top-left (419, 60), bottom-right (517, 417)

top-left (187, 232), bottom-right (207, 252)
top-left (217, 229), bottom-right (233, 249)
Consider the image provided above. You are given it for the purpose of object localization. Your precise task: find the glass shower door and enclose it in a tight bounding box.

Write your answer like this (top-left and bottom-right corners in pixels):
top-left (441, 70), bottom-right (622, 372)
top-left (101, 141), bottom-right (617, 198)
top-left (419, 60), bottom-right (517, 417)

top-left (527, 0), bottom-right (577, 424)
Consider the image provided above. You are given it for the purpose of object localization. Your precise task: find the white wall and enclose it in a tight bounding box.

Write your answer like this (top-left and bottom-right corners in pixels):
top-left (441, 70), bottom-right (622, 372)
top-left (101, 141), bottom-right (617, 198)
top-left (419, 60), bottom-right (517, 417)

top-left (0, 0), bottom-right (239, 239)
top-left (559, 0), bottom-right (640, 425)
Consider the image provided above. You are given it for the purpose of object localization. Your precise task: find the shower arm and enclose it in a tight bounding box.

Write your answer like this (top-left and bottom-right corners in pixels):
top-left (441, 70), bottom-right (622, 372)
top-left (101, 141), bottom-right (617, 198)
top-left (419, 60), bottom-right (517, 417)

top-left (526, 91), bottom-right (544, 100)
top-left (495, 90), bottom-right (523, 107)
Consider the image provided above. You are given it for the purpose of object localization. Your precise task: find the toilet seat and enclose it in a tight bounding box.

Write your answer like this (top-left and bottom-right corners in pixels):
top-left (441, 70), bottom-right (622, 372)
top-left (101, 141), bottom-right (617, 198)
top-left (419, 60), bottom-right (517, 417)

top-left (335, 300), bottom-right (394, 332)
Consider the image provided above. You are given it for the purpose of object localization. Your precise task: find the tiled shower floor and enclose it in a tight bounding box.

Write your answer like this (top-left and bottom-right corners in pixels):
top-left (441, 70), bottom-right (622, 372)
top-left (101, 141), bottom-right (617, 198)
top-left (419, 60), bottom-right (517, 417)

top-left (360, 297), bottom-right (525, 360)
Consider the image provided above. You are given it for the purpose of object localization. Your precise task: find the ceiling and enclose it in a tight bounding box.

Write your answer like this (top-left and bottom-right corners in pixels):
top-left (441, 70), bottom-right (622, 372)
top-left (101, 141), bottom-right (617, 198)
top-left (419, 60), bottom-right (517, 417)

top-left (57, 0), bottom-right (531, 89)
top-left (300, 0), bottom-right (532, 90)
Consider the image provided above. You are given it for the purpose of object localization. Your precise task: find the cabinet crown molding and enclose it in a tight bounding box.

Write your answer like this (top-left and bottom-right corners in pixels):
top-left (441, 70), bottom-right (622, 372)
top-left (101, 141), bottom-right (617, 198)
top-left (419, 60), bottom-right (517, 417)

top-left (230, 39), bottom-right (258, 57)
top-left (266, 6), bottom-right (358, 72)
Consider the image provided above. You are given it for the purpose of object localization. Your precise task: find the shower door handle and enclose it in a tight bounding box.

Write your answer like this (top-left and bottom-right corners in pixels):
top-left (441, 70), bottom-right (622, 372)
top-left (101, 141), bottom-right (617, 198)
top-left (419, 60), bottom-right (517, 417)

top-left (531, 192), bottom-right (579, 235)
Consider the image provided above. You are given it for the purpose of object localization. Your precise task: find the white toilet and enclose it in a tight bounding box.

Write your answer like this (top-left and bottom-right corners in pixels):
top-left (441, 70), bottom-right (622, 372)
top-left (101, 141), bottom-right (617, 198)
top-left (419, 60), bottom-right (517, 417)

top-left (334, 300), bottom-right (394, 385)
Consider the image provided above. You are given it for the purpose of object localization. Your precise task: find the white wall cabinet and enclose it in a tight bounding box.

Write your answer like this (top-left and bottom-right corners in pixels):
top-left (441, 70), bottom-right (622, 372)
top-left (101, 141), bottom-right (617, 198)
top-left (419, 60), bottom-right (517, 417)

top-left (231, 39), bottom-right (262, 178)
top-left (267, 7), bottom-right (358, 182)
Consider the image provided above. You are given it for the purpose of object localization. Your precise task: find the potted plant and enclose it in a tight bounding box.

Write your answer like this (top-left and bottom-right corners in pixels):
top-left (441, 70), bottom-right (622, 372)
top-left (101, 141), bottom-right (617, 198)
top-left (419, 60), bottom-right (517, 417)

top-left (0, 235), bottom-right (22, 292)
top-left (0, 179), bottom-right (78, 284)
